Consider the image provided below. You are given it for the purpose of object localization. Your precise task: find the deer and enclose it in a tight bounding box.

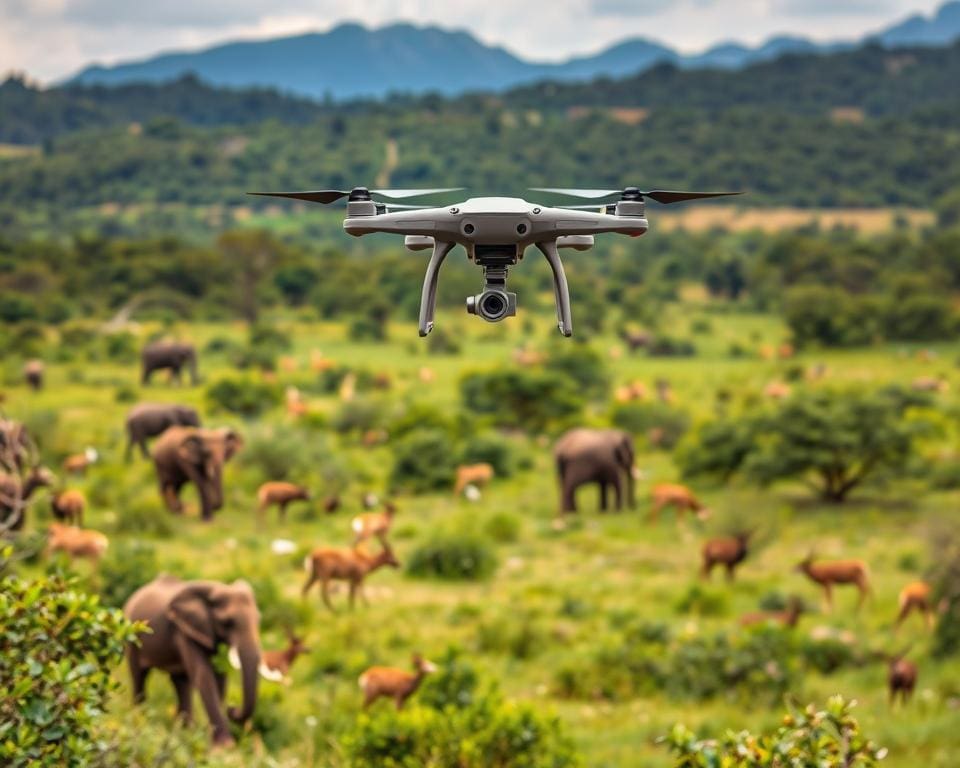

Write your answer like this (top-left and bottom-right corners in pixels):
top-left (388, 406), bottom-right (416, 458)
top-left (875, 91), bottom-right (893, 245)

top-left (47, 522), bottom-right (108, 563)
top-left (51, 488), bottom-right (86, 526)
top-left (230, 628), bottom-right (309, 684)
top-left (302, 541), bottom-right (400, 611)
top-left (649, 483), bottom-right (710, 522)
top-left (740, 596), bottom-right (805, 628)
top-left (701, 531), bottom-right (753, 581)
top-left (885, 648), bottom-right (918, 706)
top-left (23, 359), bottom-right (44, 391)
top-left (795, 553), bottom-right (870, 612)
top-left (895, 581), bottom-right (943, 634)
top-left (763, 380), bottom-right (792, 400)
top-left (256, 481), bottom-right (311, 521)
top-left (63, 447), bottom-right (98, 475)
top-left (359, 653), bottom-right (437, 710)
top-left (352, 501), bottom-right (397, 546)
top-left (454, 463), bottom-right (494, 496)
top-left (323, 494), bottom-right (341, 515)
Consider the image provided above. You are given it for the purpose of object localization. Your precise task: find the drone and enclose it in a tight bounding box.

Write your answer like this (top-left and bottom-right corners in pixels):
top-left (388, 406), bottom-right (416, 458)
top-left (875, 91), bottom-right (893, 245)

top-left (250, 186), bottom-right (741, 337)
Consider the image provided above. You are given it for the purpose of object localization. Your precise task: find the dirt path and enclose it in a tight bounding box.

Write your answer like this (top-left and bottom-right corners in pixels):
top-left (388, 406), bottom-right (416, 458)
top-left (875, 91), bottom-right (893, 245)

top-left (375, 138), bottom-right (398, 189)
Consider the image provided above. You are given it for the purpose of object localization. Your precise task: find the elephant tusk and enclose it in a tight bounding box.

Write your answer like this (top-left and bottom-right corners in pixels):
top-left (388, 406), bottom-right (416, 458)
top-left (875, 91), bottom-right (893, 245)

top-left (227, 646), bottom-right (242, 671)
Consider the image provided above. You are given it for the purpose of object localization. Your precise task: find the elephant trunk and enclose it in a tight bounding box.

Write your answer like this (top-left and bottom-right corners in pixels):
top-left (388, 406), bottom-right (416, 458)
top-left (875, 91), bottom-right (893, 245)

top-left (228, 637), bottom-right (260, 724)
top-left (201, 467), bottom-right (224, 516)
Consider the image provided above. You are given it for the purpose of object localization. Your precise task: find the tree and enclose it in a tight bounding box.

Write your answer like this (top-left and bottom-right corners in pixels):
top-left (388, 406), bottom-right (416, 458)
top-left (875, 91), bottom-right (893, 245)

top-left (216, 229), bottom-right (282, 324)
top-left (460, 368), bottom-right (584, 434)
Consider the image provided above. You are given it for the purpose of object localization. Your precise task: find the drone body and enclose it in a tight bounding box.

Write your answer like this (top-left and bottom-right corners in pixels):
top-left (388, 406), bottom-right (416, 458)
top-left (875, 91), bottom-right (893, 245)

top-left (251, 185), bottom-right (740, 336)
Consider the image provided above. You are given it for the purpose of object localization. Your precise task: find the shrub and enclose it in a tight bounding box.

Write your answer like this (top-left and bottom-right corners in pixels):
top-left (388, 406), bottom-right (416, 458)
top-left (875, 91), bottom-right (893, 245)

top-left (460, 431), bottom-right (518, 478)
top-left (930, 526), bottom-right (960, 658)
top-left (390, 429), bottom-right (460, 493)
top-left (407, 532), bottom-right (498, 581)
top-left (544, 345), bottom-right (610, 400)
top-left (112, 496), bottom-right (174, 539)
top-left (240, 424), bottom-right (346, 487)
top-left (0, 570), bottom-right (142, 767)
top-left (647, 334), bottom-right (696, 357)
top-left (97, 540), bottom-right (158, 609)
top-left (461, 368), bottom-right (584, 434)
top-left (331, 397), bottom-right (387, 435)
top-left (206, 376), bottom-right (281, 418)
top-left (427, 325), bottom-right (462, 355)
top-left (673, 583), bottom-right (729, 617)
top-left (103, 331), bottom-right (138, 363)
top-left (484, 512), bottom-right (521, 543)
top-left (664, 696), bottom-right (886, 767)
top-left (610, 402), bottom-right (690, 449)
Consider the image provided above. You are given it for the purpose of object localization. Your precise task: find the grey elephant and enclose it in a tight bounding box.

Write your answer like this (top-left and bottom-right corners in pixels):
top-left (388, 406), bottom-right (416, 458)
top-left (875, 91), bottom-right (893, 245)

top-left (554, 428), bottom-right (636, 514)
top-left (152, 426), bottom-right (242, 521)
top-left (126, 402), bottom-right (202, 460)
top-left (142, 341), bottom-right (199, 386)
top-left (124, 575), bottom-right (261, 746)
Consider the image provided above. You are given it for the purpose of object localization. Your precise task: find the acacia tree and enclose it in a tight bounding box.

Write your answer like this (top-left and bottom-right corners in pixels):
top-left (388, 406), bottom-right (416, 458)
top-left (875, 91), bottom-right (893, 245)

top-left (216, 229), bottom-right (282, 324)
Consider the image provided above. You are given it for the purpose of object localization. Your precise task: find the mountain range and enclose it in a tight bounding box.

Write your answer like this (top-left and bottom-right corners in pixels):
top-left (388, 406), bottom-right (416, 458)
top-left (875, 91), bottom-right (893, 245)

top-left (68, 2), bottom-right (960, 100)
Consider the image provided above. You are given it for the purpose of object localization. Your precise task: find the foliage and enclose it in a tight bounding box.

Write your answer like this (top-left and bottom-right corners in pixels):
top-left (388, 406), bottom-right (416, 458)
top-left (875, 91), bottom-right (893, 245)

top-left (390, 429), bottom-right (460, 493)
top-left (459, 431), bottom-right (518, 478)
top-left (205, 376), bottom-right (281, 418)
top-left (331, 397), bottom-right (387, 435)
top-left (96, 540), bottom-right (158, 609)
top-left (0, 569), bottom-right (143, 767)
top-left (929, 526), bottom-right (960, 658)
top-left (663, 696), bottom-right (886, 767)
top-left (239, 423), bottom-right (345, 486)
top-left (543, 344), bottom-right (610, 401)
top-left (407, 531), bottom-right (498, 581)
top-left (611, 401), bottom-right (690, 449)
top-left (460, 368), bottom-right (584, 434)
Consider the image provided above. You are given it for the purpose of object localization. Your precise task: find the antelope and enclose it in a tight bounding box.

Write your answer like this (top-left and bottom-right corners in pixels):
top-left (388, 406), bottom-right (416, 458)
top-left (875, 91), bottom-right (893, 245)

top-left (778, 343), bottom-right (795, 360)
top-left (24, 359), bottom-right (44, 391)
top-left (256, 481), bottom-right (311, 521)
top-left (619, 328), bottom-right (651, 352)
top-left (359, 653), bottom-right (437, 710)
top-left (454, 463), bottom-right (494, 496)
top-left (650, 483), bottom-right (710, 521)
top-left (230, 629), bottom-right (309, 684)
top-left (895, 581), bottom-right (941, 633)
top-left (286, 386), bottom-right (309, 418)
top-left (886, 649), bottom-right (918, 706)
top-left (795, 554), bottom-right (870, 612)
top-left (701, 531), bottom-right (752, 581)
top-left (352, 501), bottom-right (397, 546)
top-left (309, 350), bottom-right (335, 372)
top-left (740, 596), bottom-right (805, 628)
top-left (302, 542), bottom-right (400, 611)
top-left (51, 489), bottom-right (86, 526)
top-left (763, 380), bottom-right (792, 400)
top-left (47, 522), bottom-right (108, 562)
top-left (614, 381), bottom-right (648, 403)
top-left (63, 447), bottom-right (98, 474)
top-left (323, 495), bottom-right (341, 515)
top-left (418, 367), bottom-right (435, 384)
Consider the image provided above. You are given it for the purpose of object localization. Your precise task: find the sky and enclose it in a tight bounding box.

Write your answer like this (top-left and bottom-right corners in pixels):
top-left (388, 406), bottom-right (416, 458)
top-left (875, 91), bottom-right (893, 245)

top-left (0, 0), bottom-right (947, 83)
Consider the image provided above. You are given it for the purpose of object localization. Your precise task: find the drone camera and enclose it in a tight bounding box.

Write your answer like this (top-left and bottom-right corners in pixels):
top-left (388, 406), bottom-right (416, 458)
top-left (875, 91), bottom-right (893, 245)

top-left (467, 289), bottom-right (517, 322)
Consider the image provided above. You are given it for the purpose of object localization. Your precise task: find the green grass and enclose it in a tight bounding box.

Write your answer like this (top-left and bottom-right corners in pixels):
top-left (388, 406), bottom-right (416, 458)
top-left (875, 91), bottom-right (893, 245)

top-left (4, 305), bottom-right (960, 766)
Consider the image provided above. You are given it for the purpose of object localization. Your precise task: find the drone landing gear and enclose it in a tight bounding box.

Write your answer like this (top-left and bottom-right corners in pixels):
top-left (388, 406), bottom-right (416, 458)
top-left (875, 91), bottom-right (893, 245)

top-left (418, 241), bottom-right (455, 337)
top-left (536, 241), bottom-right (573, 337)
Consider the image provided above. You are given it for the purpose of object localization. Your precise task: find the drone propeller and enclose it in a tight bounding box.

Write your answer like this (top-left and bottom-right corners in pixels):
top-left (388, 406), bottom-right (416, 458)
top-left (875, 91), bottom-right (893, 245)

top-left (531, 187), bottom-right (743, 205)
top-left (248, 187), bottom-right (463, 205)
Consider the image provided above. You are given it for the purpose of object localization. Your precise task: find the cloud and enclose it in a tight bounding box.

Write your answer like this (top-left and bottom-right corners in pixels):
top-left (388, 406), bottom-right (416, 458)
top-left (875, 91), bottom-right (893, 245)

top-left (770, 0), bottom-right (900, 16)
top-left (59, 0), bottom-right (322, 29)
top-left (590, 0), bottom-right (674, 16)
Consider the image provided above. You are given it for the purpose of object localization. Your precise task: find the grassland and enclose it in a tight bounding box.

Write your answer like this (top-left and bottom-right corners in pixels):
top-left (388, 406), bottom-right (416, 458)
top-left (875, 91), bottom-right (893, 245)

top-left (4, 301), bottom-right (960, 767)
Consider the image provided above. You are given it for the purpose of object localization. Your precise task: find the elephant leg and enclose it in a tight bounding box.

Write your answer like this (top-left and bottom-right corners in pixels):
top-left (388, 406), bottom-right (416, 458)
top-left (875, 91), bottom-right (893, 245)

top-left (175, 636), bottom-right (233, 746)
top-left (612, 475), bottom-right (623, 512)
top-left (214, 669), bottom-right (227, 701)
top-left (171, 672), bottom-right (193, 722)
top-left (599, 482), bottom-right (608, 512)
top-left (162, 484), bottom-right (184, 514)
top-left (128, 646), bottom-right (149, 704)
top-left (139, 438), bottom-right (150, 460)
top-left (125, 436), bottom-right (134, 463)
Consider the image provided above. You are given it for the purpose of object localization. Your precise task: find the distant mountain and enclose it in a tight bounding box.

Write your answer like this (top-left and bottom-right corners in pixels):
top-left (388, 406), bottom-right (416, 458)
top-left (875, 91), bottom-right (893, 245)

top-left (66, 2), bottom-right (960, 100)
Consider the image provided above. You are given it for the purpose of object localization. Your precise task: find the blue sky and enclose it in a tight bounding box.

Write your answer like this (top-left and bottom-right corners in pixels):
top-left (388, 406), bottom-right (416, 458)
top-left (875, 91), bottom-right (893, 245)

top-left (0, 0), bottom-right (945, 83)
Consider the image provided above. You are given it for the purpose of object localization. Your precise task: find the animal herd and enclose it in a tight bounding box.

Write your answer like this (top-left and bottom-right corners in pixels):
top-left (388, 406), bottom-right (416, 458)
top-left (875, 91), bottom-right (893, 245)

top-left (0, 339), bottom-right (944, 748)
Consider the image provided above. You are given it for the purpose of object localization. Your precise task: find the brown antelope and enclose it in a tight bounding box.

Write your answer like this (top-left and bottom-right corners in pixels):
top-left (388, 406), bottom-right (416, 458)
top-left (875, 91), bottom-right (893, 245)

top-left (63, 447), bottom-right (98, 474)
top-left (359, 653), bottom-right (437, 710)
top-left (302, 542), bottom-right (400, 611)
top-left (418, 367), bottom-right (435, 384)
top-left (650, 483), bottom-right (709, 521)
top-left (795, 554), bottom-right (870, 612)
top-left (230, 629), bottom-right (309, 684)
top-left (701, 531), bottom-right (752, 581)
top-left (24, 359), bottom-right (44, 391)
top-left (763, 380), bottom-right (792, 400)
top-left (285, 386), bottom-right (309, 418)
top-left (309, 350), bottom-right (335, 372)
top-left (614, 381), bottom-right (648, 403)
top-left (740, 596), bottom-right (805, 628)
top-left (323, 494), bottom-right (341, 514)
top-left (895, 581), bottom-right (941, 633)
top-left (47, 522), bottom-right (108, 562)
top-left (256, 481), bottom-right (311, 521)
top-left (454, 463), bottom-right (494, 496)
top-left (352, 501), bottom-right (397, 546)
top-left (51, 489), bottom-right (86, 526)
top-left (886, 649), bottom-right (918, 706)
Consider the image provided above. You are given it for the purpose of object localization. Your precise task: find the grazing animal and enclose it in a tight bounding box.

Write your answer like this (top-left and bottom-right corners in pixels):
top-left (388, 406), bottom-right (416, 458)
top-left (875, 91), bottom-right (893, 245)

top-left (614, 381), bottom-right (648, 403)
top-left (63, 447), bottom-right (98, 474)
top-left (51, 489), bottom-right (86, 526)
top-left (352, 502), bottom-right (397, 545)
top-left (302, 542), bottom-right (400, 611)
top-left (323, 495), bottom-right (341, 515)
top-left (418, 367), bottom-right (435, 384)
top-left (650, 483), bottom-right (709, 521)
top-left (0, 465), bottom-right (56, 531)
top-left (285, 387), bottom-right (309, 418)
top-left (795, 554), bottom-right (870, 612)
top-left (513, 347), bottom-right (545, 367)
top-left (701, 531), bottom-right (752, 581)
top-left (359, 653), bottom-right (437, 710)
top-left (764, 380), bottom-right (792, 399)
top-left (895, 581), bottom-right (939, 633)
top-left (555, 428), bottom-right (636, 514)
top-left (740, 597), bottom-right (805, 628)
top-left (125, 402), bottom-right (202, 461)
top-left (230, 629), bottom-right (309, 684)
top-left (24, 359), bottom-right (44, 391)
top-left (47, 522), bottom-right (108, 562)
top-left (887, 651), bottom-right (918, 706)
top-left (619, 328), bottom-right (651, 352)
top-left (454, 463), bottom-right (494, 496)
top-left (256, 481), bottom-right (310, 521)
top-left (141, 341), bottom-right (199, 386)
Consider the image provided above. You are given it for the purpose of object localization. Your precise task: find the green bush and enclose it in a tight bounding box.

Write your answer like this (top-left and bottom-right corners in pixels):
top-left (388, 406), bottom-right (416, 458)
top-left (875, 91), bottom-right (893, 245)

top-left (0, 570), bottom-right (143, 767)
top-left (544, 345), bottom-right (610, 401)
top-left (240, 424), bottom-right (346, 487)
top-left (407, 532), bottom-right (498, 581)
top-left (460, 431), bottom-right (518, 478)
top-left (647, 335), bottom-right (696, 357)
top-left (205, 376), bottom-right (281, 418)
top-left (610, 402), bottom-right (690, 449)
top-left (390, 429), bottom-right (460, 494)
top-left (427, 325), bottom-right (462, 355)
top-left (103, 331), bottom-right (138, 363)
top-left (96, 540), bottom-right (158, 609)
top-left (331, 397), bottom-right (387, 435)
top-left (461, 368), bottom-right (584, 434)
top-left (664, 696), bottom-right (885, 767)
top-left (484, 512), bottom-right (521, 543)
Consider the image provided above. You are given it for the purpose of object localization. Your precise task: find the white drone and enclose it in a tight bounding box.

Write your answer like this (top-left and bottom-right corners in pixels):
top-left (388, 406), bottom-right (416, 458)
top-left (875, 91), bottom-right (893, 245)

top-left (250, 186), bottom-right (741, 336)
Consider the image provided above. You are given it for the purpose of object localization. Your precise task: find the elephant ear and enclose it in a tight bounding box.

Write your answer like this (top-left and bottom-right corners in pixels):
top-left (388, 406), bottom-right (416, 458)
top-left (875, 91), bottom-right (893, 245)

top-left (613, 435), bottom-right (634, 468)
top-left (223, 430), bottom-right (243, 461)
top-left (177, 434), bottom-right (205, 467)
top-left (168, 584), bottom-right (217, 650)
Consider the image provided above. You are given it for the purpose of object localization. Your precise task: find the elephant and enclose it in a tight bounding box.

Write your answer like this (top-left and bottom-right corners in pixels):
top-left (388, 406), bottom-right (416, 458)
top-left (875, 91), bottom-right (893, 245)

top-left (152, 426), bottom-right (242, 520)
top-left (126, 402), bottom-right (202, 460)
top-left (554, 428), bottom-right (636, 514)
top-left (124, 575), bottom-right (261, 746)
top-left (142, 341), bottom-right (199, 386)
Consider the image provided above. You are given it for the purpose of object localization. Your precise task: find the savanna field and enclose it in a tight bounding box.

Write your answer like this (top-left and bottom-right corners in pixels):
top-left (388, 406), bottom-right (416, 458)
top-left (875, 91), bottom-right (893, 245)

top-left (4, 297), bottom-right (959, 767)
